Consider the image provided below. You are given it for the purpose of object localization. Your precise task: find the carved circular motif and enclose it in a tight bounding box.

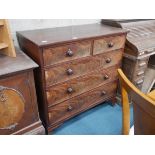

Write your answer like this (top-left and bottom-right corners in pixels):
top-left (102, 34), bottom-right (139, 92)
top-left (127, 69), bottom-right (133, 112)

top-left (0, 88), bottom-right (25, 129)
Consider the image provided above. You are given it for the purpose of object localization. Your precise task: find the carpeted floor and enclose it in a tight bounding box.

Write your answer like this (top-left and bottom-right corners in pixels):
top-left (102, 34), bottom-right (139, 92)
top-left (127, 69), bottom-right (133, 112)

top-left (50, 102), bottom-right (133, 135)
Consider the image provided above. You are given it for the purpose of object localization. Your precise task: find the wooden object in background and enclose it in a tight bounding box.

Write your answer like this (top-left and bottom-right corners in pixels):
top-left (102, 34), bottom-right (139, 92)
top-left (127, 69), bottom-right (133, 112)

top-left (17, 24), bottom-right (127, 133)
top-left (0, 19), bottom-right (16, 57)
top-left (0, 86), bottom-right (25, 129)
top-left (142, 68), bottom-right (155, 93)
top-left (118, 69), bottom-right (155, 135)
top-left (0, 48), bottom-right (45, 135)
top-left (102, 20), bottom-right (155, 92)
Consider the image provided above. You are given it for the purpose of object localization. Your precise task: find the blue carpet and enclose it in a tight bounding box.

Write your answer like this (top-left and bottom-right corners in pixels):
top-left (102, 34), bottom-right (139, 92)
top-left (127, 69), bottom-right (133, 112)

top-left (51, 102), bottom-right (133, 135)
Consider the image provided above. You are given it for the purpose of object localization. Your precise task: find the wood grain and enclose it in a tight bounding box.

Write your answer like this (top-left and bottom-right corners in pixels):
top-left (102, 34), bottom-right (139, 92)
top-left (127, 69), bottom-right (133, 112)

top-left (46, 65), bottom-right (119, 106)
top-left (48, 81), bottom-right (117, 126)
top-left (45, 49), bottom-right (123, 86)
top-left (0, 19), bottom-right (16, 57)
top-left (93, 35), bottom-right (126, 55)
top-left (16, 23), bottom-right (127, 47)
top-left (118, 69), bottom-right (155, 135)
top-left (0, 72), bottom-right (38, 134)
top-left (17, 24), bottom-right (127, 133)
top-left (102, 19), bottom-right (155, 93)
top-left (0, 50), bottom-right (45, 135)
top-left (0, 48), bottom-right (38, 77)
top-left (0, 87), bottom-right (25, 129)
top-left (43, 41), bottom-right (91, 66)
top-left (0, 43), bottom-right (8, 50)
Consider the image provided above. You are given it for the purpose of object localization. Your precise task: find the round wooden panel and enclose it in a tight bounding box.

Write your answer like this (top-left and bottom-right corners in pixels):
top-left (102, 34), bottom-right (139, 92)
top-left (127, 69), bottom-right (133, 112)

top-left (0, 87), bottom-right (25, 129)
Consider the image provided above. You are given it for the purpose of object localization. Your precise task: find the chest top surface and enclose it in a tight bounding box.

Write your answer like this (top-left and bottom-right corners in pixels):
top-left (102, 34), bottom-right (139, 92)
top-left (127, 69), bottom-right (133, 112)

top-left (17, 23), bottom-right (127, 47)
top-left (0, 48), bottom-right (38, 77)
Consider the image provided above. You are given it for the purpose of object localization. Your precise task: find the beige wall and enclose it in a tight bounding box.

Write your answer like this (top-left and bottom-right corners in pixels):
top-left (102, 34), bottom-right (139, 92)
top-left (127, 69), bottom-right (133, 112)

top-left (9, 19), bottom-right (100, 46)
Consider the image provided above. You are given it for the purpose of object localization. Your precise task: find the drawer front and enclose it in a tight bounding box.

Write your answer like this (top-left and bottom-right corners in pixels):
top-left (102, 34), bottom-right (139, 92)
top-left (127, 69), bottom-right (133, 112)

top-left (136, 58), bottom-right (149, 71)
top-left (48, 81), bottom-right (117, 126)
top-left (134, 77), bottom-right (145, 90)
top-left (46, 65), bottom-right (119, 106)
top-left (93, 35), bottom-right (126, 55)
top-left (43, 41), bottom-right (91, 66)
top-left (45, 49), bottom-right (123, 86)
top-left (133, 68), bottom-right (146, 81)
top-left (122, 57), bottom-right (136, 79)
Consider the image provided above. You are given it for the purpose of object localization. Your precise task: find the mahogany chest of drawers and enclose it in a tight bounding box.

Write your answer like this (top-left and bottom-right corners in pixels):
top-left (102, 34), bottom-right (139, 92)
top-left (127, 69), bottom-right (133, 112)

top-left (0, 48), bottom-right (45, 135)
top-left (17, 24), bottom-right (127, 133)
top-left (102, 20), bottom-right (155, 91)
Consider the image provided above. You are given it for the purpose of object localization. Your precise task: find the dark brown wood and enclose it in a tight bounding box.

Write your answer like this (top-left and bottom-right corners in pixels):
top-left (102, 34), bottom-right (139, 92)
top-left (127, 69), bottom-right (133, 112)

top-left (44, 49), bottom-right (123, 86)
top-left (12, 121), bottom-right (45, 135)
top-left (0, 49), bottom-right (45, 135)
top-left (16, 23), bottom-right (127, 133)
top-left (0, 48), bottom-right (38, 76)
top-left (43, 41), bottom-right (91, 66)
top-left (46, 65), bottom-right (118, 106)
top-left (93, 35), bottom-right (126, 55)
top-left (102, 19), bottom-right (155, 92)
top-left (48, 95), bottom-right (115, 132)
top-left (16, 23), bottom-right (127, 47)
top-left (48, 81), bottom-right (117, 126)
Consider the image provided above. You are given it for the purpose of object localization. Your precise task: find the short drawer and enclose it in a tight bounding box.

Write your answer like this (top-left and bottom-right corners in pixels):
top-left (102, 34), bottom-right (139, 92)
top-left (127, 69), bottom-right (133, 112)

top-left (133, 69), bottom-right (146, 81)
top-left (134, 77), bottom-right (145, 90)
top-left (136, 58), bottom-right (149, 70)
top-left (44, 49), bottom-right (123, 86)
top-left (43, 41), bottom-right (91, 66)
top-left (93, 35), bottom-right (126, 55)
top-left (48, 81), bottom-right (117, 126)
top-left (46, 65), bottom-right (119, 106)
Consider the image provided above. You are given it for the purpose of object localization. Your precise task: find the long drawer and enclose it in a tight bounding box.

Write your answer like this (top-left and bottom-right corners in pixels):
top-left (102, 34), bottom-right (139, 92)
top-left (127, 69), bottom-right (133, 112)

top-left (46, 65), bottom-right (119, 106)
top-left (44, 49), bottom-right (123, 86)
top-left (93, 35), bottom-right (126, 55)
top-left (43, 41), bottom-right (91, 66)
top-left (48, 81), bottom-right (117, 126)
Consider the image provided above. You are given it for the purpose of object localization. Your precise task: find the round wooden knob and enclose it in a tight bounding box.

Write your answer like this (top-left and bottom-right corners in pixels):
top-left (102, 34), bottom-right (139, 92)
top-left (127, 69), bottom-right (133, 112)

top-left (108, 42), bottom-right (114, 48)
top-left (67, 87), bottom-right (73, 93)
top-left (67, 68), bottom-right (73, 75)
top-left (66, 49), bottom-right (73, 57)
top-left (104, 74), bottom-right (109, 80)
top-left (67, 105), bottom-right (73, 111)
top-left (101, 91), bottom-right (106, 95)
top-left (106, 58), bottom-right (111, 63)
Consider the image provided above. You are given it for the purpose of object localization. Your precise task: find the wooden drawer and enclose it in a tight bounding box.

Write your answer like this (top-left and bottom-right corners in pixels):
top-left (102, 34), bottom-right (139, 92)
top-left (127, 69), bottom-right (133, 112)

top-left (44, 49), bottom-right (123, 86)
top-left (133, 68), bottom-right (146, 81)
top-left (135, 58), bottom-right (149, 70)
top-left (93, 35), bottom-right (125, 55)
top-left (46, 65), bottom-right (119, 106)
top-left (48, 81), bottom-right (117, 126)
top-left (122, 57), bottom-right (136, 78)
top-left (43, 41), bottom-right (91, 66)
top-left (134, 76), bottom-right (145, 90)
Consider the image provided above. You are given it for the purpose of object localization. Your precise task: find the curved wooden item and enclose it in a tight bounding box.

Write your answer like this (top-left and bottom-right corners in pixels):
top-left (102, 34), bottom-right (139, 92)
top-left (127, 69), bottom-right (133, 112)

top-left (0, 86), bottom-right (25, 129)
top-left (147, 90), bottom-right (155, 101)
top-left (118, 69), bottom-right (155, 135)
